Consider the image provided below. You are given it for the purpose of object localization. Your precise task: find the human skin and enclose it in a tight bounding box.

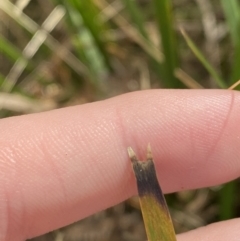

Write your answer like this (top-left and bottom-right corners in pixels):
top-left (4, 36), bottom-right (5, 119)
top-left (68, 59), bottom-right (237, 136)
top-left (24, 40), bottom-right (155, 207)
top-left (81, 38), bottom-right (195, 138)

top-left (0, 89), bottom-right (240, 241)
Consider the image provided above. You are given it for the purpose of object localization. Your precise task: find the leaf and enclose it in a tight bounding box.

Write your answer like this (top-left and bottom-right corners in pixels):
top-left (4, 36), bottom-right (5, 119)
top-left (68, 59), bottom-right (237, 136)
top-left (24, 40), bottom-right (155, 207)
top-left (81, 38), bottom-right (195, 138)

top-left (122, 0), bottom-right (148, 40)
top-left (180, 28), bottom-right (227, 88)
top-left (128, 145), bottom-right (176, 241)
top-left (152, 0), bottom-right (180, 87)
top-left (220, 0), bottom-right (240, 85)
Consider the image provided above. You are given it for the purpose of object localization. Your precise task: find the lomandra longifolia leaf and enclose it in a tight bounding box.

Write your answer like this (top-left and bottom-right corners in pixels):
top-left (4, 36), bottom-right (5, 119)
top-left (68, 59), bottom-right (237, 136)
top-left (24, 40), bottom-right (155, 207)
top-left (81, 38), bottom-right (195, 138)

top-left (128, 145), bottom-right (177, 241)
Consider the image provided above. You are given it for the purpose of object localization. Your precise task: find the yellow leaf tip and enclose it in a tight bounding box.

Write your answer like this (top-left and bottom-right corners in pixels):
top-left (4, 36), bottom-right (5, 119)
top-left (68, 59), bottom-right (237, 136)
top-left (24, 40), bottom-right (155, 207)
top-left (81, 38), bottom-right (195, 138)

top-left (147, 143), bottom-right (152, 159)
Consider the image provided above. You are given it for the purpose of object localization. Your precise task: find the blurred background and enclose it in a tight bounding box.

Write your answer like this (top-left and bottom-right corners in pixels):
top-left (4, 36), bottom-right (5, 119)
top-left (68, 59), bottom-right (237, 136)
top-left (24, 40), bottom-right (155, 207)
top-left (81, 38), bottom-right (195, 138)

top-left (1, 0), bottom-right (240, 240)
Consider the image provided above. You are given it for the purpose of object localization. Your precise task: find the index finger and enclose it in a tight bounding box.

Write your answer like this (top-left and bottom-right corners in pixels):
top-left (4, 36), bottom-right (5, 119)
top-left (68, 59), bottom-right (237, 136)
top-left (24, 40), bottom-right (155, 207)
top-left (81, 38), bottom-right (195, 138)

top-left (0, 89), bottom-right (240, 241)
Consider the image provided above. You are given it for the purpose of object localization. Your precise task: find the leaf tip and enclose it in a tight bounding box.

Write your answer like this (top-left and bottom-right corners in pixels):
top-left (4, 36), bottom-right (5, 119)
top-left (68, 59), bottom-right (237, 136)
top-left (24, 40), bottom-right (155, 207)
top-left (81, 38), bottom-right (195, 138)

top-left (127, 147), bottom-right (136, 161)
top-left (147, 143), bottom-right (152, 160)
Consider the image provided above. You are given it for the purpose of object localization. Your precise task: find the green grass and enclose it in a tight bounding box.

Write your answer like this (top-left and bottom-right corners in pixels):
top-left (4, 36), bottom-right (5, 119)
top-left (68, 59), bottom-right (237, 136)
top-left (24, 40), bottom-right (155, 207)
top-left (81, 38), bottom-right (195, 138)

top-left (181, 28), bottom-right (227, 88)
top-left (221, 0), bottom-right (240, 85)
top-left (122, 0), bottom-right (149, 40)
top-left (55, 0), bottom-right (111, 85)
top-left (152, 0), bottom-right (179, 87)
top-left (0, 35), bottom-right (24, 62)
top-left (219, 181), bottom-right (236, 220)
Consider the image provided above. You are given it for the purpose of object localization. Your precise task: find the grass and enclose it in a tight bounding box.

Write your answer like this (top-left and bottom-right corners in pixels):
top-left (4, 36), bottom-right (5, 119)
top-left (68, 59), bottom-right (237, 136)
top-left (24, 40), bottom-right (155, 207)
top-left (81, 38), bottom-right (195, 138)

top-left (1, 0), bottom-right (240, 239)
top-left (129, 145), bottom-right (177, 241)
top-left (180, 28), bottom-right (227, 88)
top-left (220, 0), bottom-right (240, 86)
top-left (152, 0), bottom-right (179, 87)
top-left (55, 0), bottom-right (110, 85)
top-left (0, 35), bottom-right (25, 63)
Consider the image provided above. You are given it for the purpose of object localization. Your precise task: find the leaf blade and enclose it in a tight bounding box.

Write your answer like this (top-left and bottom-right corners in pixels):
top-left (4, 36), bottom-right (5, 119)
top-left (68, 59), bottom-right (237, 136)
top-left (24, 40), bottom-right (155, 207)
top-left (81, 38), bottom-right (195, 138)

top-left (181, 28), bottom-right (227, 88)
top-left (152, 0), bottom-right (180, 87)
top-left (128, 146), bottom-right (176, 241)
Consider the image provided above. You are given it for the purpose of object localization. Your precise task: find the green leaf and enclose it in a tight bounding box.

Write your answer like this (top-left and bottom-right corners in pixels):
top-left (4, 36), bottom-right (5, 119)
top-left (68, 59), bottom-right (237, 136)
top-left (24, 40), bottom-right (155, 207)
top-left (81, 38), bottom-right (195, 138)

top-left (181, 28), bottom-right (227, 88)
top-left (219, 181), bottom-right (236, 220)
top-left (0, 35), bottom-right (28, 64)
top-left (220, 0), bottom-right (240, 46)
top-left (122, 0), bottom-right (148, 40)
top-left (128, 145), bottom-right (176, 241)
top-left (221, 0), bottom-right (240, 85)
top-left (69, 0), bottom-right (111, 70)
top-left (55, 0), bottom-right (109, 84)
top-left (152, 0), bottom-right (179, 88)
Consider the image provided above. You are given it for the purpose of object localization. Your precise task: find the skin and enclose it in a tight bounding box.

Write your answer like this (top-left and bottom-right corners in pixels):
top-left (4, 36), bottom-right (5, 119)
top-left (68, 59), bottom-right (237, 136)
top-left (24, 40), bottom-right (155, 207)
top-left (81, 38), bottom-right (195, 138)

top-left (0, 89), bottom-right (240, 241)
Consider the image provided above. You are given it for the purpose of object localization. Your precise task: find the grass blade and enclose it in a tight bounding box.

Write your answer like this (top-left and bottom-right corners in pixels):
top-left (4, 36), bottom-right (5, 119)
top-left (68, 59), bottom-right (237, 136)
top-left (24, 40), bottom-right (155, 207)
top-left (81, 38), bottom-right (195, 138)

top-left (219, 181), bottom-right (236, 220)
top-left (152, 0), bottom-right (179, 88)
top-left (128, 145), bottom-right (176, 241)
top-left (69, 0), bottom-right (111, 70)
top-left (221, 0), bottom-right (240, 85)
top-left (220, 0), bottom-right (240, 45)
top-left (56, 0), bottom-right (109, 84)
top-left (0, 73), bottom-right (5, 84)
top-left (181, 28), bottom-right (227, 88)
top-left (122, 0), bottom-right (148, 40)
top-left (121, 0), bottom-right (167, 87)
top-left (0, 35), bottom-right (23, 62)
top-left (228, 79), bottom-right (240, 90)
top-left (231, 44), bottom-right (240, 87)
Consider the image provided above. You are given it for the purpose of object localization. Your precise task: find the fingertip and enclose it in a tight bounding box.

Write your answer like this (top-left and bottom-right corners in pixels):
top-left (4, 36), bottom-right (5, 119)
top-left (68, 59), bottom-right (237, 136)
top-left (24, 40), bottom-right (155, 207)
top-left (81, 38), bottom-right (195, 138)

top-left (177, 219), bottom-right (240, 241)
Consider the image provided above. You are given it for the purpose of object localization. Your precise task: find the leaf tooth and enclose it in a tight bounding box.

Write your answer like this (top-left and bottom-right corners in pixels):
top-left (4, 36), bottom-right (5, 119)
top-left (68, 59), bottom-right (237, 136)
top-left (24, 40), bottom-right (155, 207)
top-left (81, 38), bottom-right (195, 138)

top-left (147, 143), bottom-right (152, 160)
top-left (127, 147), bottom-right (138, 162)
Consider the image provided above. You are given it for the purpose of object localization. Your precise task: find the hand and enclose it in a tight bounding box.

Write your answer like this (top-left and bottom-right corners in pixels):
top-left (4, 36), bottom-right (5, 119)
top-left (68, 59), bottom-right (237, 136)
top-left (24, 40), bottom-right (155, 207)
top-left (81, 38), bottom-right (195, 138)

top-left (1, 89), bottom-right (240, 241)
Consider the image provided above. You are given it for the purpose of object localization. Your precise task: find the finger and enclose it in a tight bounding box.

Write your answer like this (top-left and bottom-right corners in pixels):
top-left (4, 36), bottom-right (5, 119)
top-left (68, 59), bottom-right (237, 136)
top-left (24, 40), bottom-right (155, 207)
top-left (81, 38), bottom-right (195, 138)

top-left (177, 218), bottom-right (240, 241)
top-left (0, 90), bottom-right (240, 241)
